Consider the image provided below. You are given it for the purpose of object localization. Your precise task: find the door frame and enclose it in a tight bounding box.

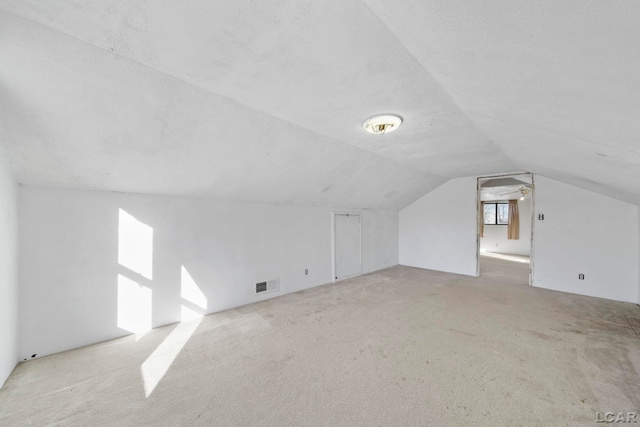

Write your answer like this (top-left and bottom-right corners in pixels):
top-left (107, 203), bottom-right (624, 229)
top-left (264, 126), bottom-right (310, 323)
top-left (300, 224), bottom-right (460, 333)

top-left (331, 211), bottom-right (362, 282)
top-left (476, 172), bottom-right (535, 286)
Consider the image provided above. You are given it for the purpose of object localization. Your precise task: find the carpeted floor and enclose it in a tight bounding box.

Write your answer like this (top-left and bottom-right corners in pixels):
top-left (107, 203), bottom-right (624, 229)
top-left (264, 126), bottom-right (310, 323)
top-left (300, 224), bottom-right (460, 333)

top-left (1, 257), bottom-right (639, 426)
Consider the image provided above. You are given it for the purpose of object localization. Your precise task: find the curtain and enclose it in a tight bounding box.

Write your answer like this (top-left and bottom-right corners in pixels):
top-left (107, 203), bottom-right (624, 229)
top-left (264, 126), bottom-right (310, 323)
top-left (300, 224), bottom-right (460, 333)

top-left (508, 199), bottom-right (519, 240)
top-left (480, 201), bottom-right (485, 238)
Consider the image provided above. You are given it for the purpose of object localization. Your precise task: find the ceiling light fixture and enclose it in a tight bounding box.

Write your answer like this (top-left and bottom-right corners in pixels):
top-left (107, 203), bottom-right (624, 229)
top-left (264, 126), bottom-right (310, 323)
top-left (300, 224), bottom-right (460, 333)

top-left (362, 114), bottom-right (402, 135)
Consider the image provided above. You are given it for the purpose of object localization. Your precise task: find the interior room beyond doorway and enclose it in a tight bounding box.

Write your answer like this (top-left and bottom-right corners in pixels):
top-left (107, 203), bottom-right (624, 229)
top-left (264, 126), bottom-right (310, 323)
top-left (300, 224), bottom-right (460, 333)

top-left (478, 174), bottom-right (533, 283)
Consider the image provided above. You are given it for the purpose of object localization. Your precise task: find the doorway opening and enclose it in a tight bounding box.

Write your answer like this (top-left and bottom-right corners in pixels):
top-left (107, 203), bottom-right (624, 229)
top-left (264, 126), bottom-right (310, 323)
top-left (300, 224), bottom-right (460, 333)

top-left (477, 173), bottom-right (535, 285)
top-left (333, 212), bottom-right (362, 281)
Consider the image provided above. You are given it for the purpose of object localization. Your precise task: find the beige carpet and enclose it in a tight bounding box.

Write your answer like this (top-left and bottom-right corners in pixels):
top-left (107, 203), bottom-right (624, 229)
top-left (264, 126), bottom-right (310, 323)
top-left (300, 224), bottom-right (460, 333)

top-left (1, 257), bottom-right (639, 426)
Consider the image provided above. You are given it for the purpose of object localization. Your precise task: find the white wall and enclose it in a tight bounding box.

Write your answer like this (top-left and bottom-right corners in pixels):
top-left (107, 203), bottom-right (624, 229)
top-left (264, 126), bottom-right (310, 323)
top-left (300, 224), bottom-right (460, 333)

top-left (361, 210), bottom-right (399, 275)
top-left (533, 176), bottom-right (639, 303)
top-left (18, 186), bottom-right (398, 359)
top-left (0, 146), bottom-right (18, 388)
top-left (399, 175), bottom-right (640, 304)
top-left (480, 198), bottom-right (532, 256)
top-left (399, 176), bottom-right (478, 276)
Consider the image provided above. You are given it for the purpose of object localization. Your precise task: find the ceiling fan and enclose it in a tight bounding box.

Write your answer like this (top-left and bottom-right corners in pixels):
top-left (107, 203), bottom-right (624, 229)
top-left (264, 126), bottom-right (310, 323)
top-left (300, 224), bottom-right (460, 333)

top-left (498, 187), bottom-right (531, 199)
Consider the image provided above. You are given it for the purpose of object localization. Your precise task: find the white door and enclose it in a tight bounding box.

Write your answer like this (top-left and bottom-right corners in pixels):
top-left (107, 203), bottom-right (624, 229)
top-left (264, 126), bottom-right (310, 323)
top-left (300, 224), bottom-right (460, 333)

top-left (334, 213), bottom-right (361, 280)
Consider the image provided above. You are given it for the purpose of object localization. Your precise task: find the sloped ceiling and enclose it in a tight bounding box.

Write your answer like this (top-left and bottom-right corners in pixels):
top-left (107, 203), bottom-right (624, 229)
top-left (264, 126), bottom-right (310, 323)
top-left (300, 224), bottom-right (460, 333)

top-left (365, 0), bottom-right (640, 204)
top-left (0, 1), bottom-right (638, 209)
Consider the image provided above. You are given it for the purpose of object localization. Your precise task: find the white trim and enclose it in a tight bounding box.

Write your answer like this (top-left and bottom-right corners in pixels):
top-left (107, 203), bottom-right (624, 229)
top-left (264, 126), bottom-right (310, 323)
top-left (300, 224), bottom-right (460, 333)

top-left (332, 211), bottom-right (362, 282)
top-left (476, 178), bottom-right (481, 277)
top-left (477, 173), bottom-right (535, 285)
top-left (529, 175), bottom-right (536, 286)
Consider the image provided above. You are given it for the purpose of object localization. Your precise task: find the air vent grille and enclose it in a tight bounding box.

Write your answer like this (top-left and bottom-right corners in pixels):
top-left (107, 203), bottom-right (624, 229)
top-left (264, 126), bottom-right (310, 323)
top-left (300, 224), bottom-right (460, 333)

top-left (255, 278), bottom-right (279, 295)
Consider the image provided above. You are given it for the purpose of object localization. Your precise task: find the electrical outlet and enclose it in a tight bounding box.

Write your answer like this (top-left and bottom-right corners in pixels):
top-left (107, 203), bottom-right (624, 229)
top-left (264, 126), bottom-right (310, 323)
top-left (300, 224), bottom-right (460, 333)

top-left (578, 274), bottom-right (585, 280)
top-left (538, 213), bottom-right (545, 220)
top-left (305, 269), bottom-right (308, 275)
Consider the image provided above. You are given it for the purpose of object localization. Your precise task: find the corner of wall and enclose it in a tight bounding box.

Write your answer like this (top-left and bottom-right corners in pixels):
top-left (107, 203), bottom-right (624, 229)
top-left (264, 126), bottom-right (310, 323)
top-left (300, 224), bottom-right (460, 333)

top-left (16, 187), bottom-right (402, 358)
top-left (361, 209), bottom-right (399, 274)
top-left (532, 176), bottom-right (639, 303)
top-left (0, 147), bottom-right (18, 389)
top-left (399, 176), bottom-right (478, 276)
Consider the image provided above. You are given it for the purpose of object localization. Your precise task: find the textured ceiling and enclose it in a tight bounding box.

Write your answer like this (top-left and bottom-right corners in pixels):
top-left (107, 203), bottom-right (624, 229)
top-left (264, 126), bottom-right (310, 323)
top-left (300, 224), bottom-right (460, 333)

top-left (365, 0), bottom-right (640, 205)
top-left (481, 185), bottom-right (528, 202)
top-left (0, 1), bottom-right (638, 209)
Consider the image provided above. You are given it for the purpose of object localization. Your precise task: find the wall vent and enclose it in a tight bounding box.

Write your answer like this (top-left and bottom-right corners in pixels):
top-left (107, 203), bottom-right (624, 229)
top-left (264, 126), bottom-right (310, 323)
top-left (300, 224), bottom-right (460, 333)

top-left (255, 278), bottom-right (279, 295)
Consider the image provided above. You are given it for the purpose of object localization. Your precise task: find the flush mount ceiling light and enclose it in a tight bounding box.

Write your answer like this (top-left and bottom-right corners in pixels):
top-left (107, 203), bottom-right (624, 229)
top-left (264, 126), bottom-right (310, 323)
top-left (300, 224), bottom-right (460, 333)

top-left (362, 114), bottom-right (403, 135)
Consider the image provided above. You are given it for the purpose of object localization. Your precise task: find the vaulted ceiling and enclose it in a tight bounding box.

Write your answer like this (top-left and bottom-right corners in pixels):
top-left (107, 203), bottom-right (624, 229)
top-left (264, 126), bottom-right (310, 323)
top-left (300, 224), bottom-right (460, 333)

top-left (0, 1), bottom-right (638, 209)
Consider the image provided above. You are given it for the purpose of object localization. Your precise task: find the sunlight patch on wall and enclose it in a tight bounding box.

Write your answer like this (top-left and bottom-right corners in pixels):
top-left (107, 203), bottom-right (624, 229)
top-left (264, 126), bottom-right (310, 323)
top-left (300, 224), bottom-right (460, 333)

top-left (118, 209), bottom-right (153, 280)
top-left (117, 274), bottom-right (152, 334)
top-left (141, 307), bottom-right (202, 398)
top-left (181, 266), bottom-right (207, 312)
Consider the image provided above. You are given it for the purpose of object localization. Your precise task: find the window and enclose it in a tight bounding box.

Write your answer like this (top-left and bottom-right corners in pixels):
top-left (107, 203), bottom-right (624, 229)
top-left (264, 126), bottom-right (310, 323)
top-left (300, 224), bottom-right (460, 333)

top-left (484, 203), bottom-right (509, 225)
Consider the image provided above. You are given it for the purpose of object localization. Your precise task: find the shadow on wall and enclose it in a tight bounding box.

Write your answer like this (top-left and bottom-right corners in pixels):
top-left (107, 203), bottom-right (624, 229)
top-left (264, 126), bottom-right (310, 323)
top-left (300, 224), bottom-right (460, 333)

top-left (117, 209), bottom-right (208, 335)
top-left (18, 188), bottom-right (339, 385)
top-left (117, 208), bottom-right (207, 397)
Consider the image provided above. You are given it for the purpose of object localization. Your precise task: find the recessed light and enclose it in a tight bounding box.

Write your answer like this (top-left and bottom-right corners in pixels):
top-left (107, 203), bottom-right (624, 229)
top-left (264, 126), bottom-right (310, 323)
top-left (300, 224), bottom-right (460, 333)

top-left (362, 114), bottom-right (402, 135)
